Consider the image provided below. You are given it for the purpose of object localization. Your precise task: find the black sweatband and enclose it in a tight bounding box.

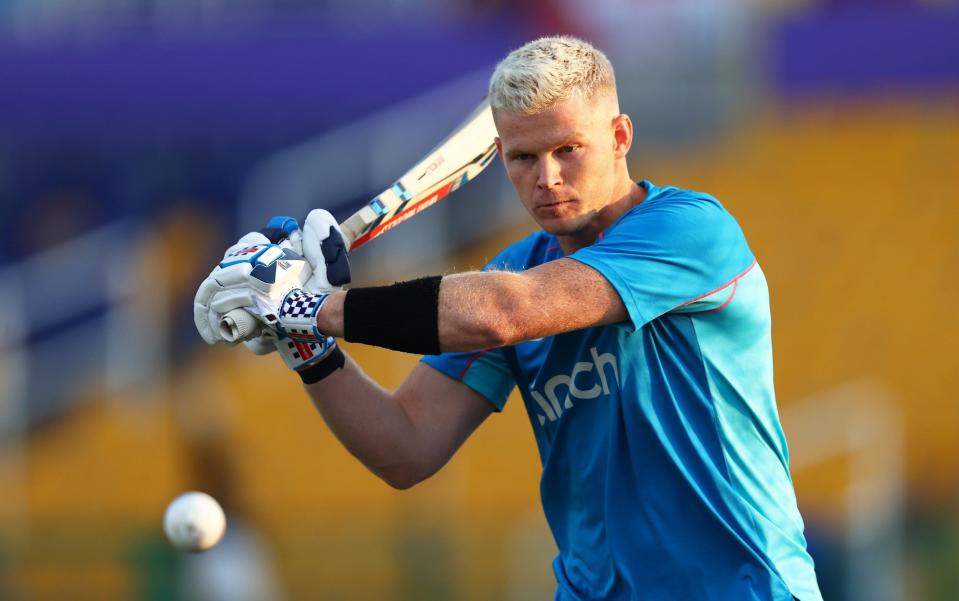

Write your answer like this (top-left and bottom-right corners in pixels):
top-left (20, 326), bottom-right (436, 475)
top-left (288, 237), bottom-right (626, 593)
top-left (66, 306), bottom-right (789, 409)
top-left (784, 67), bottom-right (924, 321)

top-left (297, 346), bottom-right (346, 384)
top-left (343, 275), bottom-right (442, 355)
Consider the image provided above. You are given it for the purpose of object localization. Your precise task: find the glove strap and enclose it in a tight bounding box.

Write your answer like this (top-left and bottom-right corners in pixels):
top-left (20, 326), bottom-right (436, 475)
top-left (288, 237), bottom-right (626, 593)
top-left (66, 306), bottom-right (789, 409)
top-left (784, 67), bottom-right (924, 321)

top-left (297, 346), bottom-right (346, 384)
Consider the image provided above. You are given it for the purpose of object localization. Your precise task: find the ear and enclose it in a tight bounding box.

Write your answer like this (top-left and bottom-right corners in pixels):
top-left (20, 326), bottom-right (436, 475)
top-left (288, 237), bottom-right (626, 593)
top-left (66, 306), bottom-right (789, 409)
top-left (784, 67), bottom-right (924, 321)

top-left (611, 114), bottom-right (633, 159)
top-left (494, 136), bottom-right (505, 164)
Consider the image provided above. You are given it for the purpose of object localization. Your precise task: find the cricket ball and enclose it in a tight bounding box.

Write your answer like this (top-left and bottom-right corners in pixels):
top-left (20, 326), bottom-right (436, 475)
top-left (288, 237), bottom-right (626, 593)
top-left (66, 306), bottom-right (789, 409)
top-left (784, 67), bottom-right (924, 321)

top-left (163, 491), bottom-right (227, 552)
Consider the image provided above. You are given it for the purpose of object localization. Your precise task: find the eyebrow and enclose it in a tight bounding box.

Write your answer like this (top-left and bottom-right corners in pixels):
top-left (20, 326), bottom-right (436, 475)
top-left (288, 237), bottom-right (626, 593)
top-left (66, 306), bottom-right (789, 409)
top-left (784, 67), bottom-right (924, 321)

top-left (504, 132), bottom-right (585, 157)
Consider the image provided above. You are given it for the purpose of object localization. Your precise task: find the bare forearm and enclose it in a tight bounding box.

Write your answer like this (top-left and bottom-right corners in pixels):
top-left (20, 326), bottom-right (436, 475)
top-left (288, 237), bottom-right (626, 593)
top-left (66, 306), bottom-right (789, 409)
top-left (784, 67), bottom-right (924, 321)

top-left (437, 271), bottom-right (533, 350)
top-left (315, 260), bottom-right (625, 353)
top-left (303, 353), bottom-right (491, 489)
top-left (303, 352), bottom-right (420, 487)
top-left (438, 262), bottom-right (626, 348)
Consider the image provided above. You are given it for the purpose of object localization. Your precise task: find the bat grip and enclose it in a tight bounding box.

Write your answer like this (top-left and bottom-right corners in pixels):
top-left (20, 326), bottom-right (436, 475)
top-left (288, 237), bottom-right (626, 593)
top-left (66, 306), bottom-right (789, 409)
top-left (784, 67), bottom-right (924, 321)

top-left (219, 309), bottom-right (258, 343)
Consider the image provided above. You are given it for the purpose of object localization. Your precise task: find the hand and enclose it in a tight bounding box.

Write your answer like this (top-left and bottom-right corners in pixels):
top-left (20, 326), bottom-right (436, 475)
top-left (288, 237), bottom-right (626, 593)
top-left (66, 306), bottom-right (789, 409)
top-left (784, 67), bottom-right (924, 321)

top-left (222, 284), bottom-right (338, 371)
top-left (254, 289), bottom-right (339, 371)
top-left (193, 238), bottom-right (314, 344)
top-left (260, 210), bottom-right (351, 292)
top-left (193, 209), bottom-right (350, 345)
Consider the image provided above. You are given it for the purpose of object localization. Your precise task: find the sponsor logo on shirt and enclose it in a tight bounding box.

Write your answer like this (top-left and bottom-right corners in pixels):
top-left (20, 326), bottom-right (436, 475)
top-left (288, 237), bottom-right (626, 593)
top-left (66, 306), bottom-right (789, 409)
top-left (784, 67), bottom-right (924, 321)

top-left (530, 347), bottom-right (619, 426)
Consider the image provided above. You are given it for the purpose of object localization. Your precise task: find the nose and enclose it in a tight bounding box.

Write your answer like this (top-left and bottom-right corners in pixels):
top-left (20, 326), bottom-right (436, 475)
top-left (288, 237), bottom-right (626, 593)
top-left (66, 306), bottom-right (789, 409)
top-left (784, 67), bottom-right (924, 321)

top-left (536, 155), bottom-right (562, 190)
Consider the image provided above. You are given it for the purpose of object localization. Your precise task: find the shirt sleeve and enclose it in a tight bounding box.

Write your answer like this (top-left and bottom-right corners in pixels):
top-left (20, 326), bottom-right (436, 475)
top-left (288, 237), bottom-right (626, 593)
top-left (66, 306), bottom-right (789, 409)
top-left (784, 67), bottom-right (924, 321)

top-left (421, 348), bottom-right (515, 411)
top-left (570, 194), bottom-right (755, 330)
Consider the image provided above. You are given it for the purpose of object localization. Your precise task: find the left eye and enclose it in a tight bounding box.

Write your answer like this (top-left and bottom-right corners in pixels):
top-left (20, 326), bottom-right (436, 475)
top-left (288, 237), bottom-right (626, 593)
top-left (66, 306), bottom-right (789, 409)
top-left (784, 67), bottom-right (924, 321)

top-left (561, 145), bottom-right (576, 153)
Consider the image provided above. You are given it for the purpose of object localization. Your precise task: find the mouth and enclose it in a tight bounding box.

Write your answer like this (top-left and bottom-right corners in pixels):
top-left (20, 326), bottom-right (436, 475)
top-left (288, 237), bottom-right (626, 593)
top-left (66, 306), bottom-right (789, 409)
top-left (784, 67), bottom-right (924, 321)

top-left (536, 198), bottom-right (575, 211)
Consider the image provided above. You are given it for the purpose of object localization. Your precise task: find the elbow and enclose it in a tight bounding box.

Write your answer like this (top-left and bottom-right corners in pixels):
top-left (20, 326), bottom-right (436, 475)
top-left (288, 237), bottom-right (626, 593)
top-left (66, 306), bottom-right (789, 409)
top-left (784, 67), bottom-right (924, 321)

top-left (380, 471), bottom-right (420, 491)
top-left (446, 302), bottom-right (517, 350)
top-left (467, 318), bottom-right (513, 350)
top-left (469, 279), bottom-right (529, 348)
top-left (374, 463), bottom-right (434, 491)
top-left (441, 272), bottom-right (532, 350)
top-left (482, 286), bottom-right (531, 348)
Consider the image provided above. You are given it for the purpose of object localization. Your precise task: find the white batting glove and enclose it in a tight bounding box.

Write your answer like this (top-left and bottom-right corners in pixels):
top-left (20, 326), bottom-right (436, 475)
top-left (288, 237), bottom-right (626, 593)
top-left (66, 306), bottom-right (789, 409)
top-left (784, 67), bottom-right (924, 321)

top-left (193, 210), bottom-right (350, 346)
top-left (239, 210), bottom-right (350, 353)
top-left (193, 240), bottom-right (314, 345)
top-left (259, 210), bottom-right (351, 293)
top-left (198, 242), bottom-right (337, 370)
top-left (194, 231), bottom-right (271, 345)
top-left (240, 210), bottom-right (348, 357)
top-left (258, 289), bottom-right (339, 371)
top-left (300, 209), bottom-right (351, 291)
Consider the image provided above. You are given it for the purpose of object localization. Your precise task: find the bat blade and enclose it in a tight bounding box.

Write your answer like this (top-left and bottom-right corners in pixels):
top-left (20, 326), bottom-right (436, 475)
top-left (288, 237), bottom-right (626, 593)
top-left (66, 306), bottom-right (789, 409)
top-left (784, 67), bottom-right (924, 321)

top-left (339, 98), bottom-right (498, 251)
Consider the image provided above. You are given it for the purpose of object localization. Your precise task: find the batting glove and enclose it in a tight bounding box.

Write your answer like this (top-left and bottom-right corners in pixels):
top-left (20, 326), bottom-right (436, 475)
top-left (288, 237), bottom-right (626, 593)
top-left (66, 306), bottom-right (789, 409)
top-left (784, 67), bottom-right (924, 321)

top-left (263, 289), bottom-right (339, 372)
top-left (193, 209), bottom-right (350, 346)
top-left (194, 240), bottom-right (315, 344)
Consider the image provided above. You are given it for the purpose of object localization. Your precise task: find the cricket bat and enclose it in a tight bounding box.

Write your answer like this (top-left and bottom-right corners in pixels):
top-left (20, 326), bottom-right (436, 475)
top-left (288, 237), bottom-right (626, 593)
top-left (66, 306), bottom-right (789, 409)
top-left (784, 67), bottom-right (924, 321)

top-left (340, 98), bottom-right (498, 250)
top-left (219, 98), bottom-right (499, 343)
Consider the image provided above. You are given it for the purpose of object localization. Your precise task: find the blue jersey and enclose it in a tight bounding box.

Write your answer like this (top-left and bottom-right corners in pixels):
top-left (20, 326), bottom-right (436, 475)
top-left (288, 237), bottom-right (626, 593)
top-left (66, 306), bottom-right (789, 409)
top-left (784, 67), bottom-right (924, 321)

top-left (422, 181), bottom-right (821, 601)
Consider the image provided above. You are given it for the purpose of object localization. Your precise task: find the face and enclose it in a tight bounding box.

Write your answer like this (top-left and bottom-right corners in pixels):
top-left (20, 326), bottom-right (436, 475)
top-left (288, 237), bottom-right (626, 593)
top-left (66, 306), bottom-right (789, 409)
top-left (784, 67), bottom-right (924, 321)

top-left (494, 93), bottom-right (632, 242)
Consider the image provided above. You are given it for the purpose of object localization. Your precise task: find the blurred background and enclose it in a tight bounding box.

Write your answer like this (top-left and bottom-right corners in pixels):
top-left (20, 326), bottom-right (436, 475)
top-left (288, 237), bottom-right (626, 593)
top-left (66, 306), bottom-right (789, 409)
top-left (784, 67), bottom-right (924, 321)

top-left (0, 0), bottom-right (957, 599)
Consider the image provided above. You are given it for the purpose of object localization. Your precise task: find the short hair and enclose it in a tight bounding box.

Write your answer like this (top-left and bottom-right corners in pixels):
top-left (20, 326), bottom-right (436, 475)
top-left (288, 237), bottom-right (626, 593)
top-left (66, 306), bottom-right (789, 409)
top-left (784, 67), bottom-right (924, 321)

top-left (489, 36), bottom-right (617, 115)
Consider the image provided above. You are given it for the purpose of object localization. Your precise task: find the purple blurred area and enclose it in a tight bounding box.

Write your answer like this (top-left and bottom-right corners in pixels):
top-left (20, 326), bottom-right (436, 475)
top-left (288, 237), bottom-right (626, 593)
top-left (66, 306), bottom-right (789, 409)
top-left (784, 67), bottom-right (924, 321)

top-left (0, 9), bottom-right (527, 263)
top-left (0, 15), bottom-right (524, 138)
top-left (774, 4), bottom-right (959, 96)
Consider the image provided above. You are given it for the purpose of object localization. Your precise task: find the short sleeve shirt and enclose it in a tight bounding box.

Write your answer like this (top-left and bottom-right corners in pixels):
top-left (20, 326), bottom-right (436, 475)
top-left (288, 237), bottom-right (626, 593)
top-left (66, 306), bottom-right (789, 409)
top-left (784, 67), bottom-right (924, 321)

top-left (422, 181), bottom-right (822, 601)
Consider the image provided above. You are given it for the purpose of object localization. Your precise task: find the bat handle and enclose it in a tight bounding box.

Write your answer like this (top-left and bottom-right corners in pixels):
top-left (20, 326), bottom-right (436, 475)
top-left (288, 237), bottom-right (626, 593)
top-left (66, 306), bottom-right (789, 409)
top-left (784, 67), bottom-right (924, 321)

top-left (337, 216), bottom-right (359, 250)
top-left (219, 309), bottom-right (259, 343)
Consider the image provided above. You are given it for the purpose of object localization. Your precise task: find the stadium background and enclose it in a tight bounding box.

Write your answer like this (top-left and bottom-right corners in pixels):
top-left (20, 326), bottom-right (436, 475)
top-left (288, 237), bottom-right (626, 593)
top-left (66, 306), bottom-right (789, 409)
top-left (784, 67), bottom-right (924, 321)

top-left (0, 0), bottom-right (957, 599)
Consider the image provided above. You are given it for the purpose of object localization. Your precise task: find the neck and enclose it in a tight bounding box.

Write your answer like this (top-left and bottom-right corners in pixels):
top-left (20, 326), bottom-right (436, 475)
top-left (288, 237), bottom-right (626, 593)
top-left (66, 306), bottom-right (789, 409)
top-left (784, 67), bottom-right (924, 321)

top-left (557, 179), bottom-right (646, 255)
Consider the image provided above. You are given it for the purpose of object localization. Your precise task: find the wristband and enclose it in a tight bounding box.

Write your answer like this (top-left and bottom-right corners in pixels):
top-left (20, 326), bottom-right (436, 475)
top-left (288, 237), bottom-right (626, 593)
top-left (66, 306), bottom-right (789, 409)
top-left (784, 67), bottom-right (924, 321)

top-left (343, 275), bottom-right (442, 355)
top-left (297, 346), bottom-right (346, 384)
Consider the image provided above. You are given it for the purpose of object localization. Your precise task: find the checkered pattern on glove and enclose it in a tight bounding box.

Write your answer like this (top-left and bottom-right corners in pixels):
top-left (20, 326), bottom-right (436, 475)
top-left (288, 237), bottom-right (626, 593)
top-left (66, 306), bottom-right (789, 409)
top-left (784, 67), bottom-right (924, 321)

top-left (276, 289), bottom-right (329, 344)
top-left (272, 288), bottom-right (335, 370)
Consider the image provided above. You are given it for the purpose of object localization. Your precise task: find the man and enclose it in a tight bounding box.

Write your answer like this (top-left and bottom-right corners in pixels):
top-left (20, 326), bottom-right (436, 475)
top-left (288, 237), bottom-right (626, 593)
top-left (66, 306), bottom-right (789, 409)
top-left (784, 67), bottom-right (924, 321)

top-left (195, 36), bottom-right (821, 601)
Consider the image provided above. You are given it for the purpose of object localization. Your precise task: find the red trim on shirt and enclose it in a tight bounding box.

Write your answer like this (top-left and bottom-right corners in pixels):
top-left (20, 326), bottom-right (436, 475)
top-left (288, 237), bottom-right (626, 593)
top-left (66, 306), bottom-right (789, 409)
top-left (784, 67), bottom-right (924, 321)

top-left (674, 259), bottom-right (758, 312)
top-left (458, 349), bottom-right (493, 380)
top-left (688, 280), bottom-right (739, 315)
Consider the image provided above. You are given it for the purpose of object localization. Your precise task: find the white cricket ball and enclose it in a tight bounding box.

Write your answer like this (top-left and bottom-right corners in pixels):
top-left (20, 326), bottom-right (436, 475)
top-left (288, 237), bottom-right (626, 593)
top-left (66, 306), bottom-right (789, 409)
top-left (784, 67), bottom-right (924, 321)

top-left (163, 491), bottom-right (227, 552)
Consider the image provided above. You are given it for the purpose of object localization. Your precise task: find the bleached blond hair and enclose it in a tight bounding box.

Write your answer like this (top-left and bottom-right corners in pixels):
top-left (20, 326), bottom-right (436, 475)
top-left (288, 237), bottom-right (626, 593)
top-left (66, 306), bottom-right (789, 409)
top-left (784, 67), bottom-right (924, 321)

top-left (489, 36), bottom-right (617, 115)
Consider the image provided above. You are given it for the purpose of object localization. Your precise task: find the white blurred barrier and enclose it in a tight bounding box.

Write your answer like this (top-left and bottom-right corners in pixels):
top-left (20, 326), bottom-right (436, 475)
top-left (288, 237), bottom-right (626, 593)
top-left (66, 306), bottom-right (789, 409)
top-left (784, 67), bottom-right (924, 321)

top-left (783, 380), bottom-right (903, 601)
top-left (0, 220), bottom-right (171, 536)
top-left (0, 221), bottom-right (171, 417)
top-left (0, 280), bottom-right (28, 540)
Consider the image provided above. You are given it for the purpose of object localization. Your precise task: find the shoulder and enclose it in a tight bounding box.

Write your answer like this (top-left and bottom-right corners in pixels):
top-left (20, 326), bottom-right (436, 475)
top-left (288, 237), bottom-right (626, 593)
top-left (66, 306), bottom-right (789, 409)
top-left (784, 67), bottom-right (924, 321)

top-left (616, 181), bottom-right (736, 232)
top-left (483, 230), bottom-right (559, 272)
top-left (575, 180), bottom-right (755, 279)
top-left (600, 181), bottom-right (748, 253)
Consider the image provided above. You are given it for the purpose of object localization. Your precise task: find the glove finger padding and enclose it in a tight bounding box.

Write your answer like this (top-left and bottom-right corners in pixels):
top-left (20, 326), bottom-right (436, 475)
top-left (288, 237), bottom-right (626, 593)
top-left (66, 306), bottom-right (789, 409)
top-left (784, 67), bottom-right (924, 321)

top-left (223, 232), bottom-right (271, 259)
top-left (194, 277), bottom-right (229, 344)
top-left (243, 329), bottom-right (280, 356)
top-left (303, 209), bottom-right (351, 291)
top-left (194, 240), bottom-right (313, 344)
top-left (194, 231), bottom-right (273, 345)
top-left (209, 289), bottom-right (256, 314)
